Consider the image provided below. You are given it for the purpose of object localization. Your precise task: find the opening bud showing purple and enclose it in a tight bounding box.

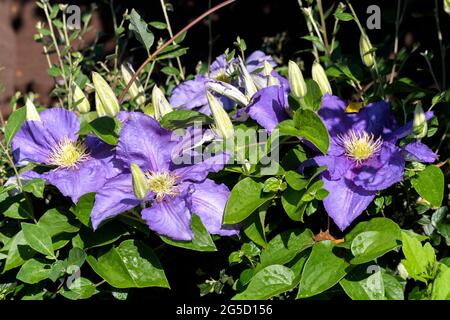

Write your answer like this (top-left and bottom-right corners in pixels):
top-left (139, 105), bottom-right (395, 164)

top-left (73, 83), bottom-right (90, 113)
top-left (92, 72), bottom-right (120, 117)
top-left (359, 34), bottom-right (375, 68)
top-left (206, 91), bottom-right (234, 140)
top-left (25, 98), bottom-right (40, 121)
top-left (312, 61), bottom-right (332, 95)
top-left (413, 102), bottom-right (428, 139)
top-left (152, 85), bottom-right (173, 120)
top-left (121, 63), bottom-right (146, 106)
top-left (206, 81), bottom-right (249, 107)
top-left (131, 163), bottom-right (149, 200)
top-left (237, 57), bottom-right (258, 99)
top-left (288, 60), bottom-right (307, 98)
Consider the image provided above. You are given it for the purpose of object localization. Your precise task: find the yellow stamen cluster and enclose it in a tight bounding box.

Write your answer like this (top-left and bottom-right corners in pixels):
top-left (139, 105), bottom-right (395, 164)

top-left (146, 171), bottom-right (178, 201)
top-left (48, 137), bottom-right (90, 169)
top-left (213, 70), bottom-right (230, 83)
top-left (340, 130), bottom-right (383, 164)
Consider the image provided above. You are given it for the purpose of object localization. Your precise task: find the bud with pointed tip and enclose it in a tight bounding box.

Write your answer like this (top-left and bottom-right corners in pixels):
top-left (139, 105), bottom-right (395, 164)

top-left (237, 57), bottom-right (258, 99)
top-left (288, 60), bottom-right (307, 98)
top-left (121, 63), bottom-right (146, 106)
top-left (413, 103), bottom-right (428, 139)
top-left (206, 81), bottom-right (249, 107)
top-left (152, 85), bottom-right (173, 120)
top-left (131, 163), bottom-right (149, 200)
top-left (95, 92), bottom-right (107, 117)
top-left (312, 61), bottom-right (332, 95)
top-left (92, 72), bottom-right (120, 117)
top-left (359, 34), bottom-right (375, 68)
top-left (25, 98), bottom-right (40, 121)
top-left (263, 60), bottom-right (273, 76)
top-left (206, 91), bottom-right (234, 140)
top-left (73, 83), bottom-right (90, 113)
top-left (262, 60), bottom-right (279, 87)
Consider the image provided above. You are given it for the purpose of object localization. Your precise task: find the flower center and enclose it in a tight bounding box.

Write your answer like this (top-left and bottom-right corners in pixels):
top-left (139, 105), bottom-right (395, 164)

top-left (48, 137), bottom-right (90, 169)
top-left (213, 70), bottom-right (230, 83)
top-left (146, 171), bottom-right (178, 201)
top-left (340, 130), bottom-right (383, 164)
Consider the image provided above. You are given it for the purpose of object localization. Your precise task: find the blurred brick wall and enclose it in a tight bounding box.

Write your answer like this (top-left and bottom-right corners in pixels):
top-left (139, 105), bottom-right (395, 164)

top-left (0, 0), bottom-right (54, 118)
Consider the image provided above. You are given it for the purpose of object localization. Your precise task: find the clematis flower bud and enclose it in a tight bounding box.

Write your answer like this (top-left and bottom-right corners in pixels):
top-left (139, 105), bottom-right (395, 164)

top-left (25, 98), bottom-right (40, 121)
top-left (206, 91), bottom-right (234, 140)
top-left (237, 57), bottom-right (258, 99)
top-left (152, 85), bottom-right (173, 120)
top-left (73, 83), bottom-right (90, 113)
top-left (262, 60), bottom-right (279, 87)
top-left (359, 34), bottom-right (375, 68)
top-left (206, 81), bottom-right (249, 107)
top-left (312, 61), bottom-right (332, 95)
top-left (263, 60), bottom-right (273, 76)
top-left (92, 72), bottom-right (120, 117)
top-left (131, 163), bottom-right (149, 200)
top-left (288, 60), bottom-right (307, 98)
top-left (121, 63), bottom-right (146, 106)
top-left (95, 92), bottom-right (107, 117)
top-left (445, 0), bottom-right (450, 15)
top-left (413, 103), bottom-right (428, 139)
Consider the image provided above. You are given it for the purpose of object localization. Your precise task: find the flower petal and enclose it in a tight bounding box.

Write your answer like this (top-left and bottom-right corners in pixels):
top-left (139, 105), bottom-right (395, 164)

top-left (352, 142), bottom-right (405, 191)
top-left (402, 141), bottom-right (437, 163)
top-left (351, 100), bottom-right (392, 136)
top-left (322, 177), bottom-right (376, 231)
top-left (318, 94), bottom-right (352, 137)
top-left (247, 86), bottom-right (289, 133)
top-left (188, 179), bottom-right (240, 236)
top-left (42, 158), bottom-right (108, 203)
top-left (311, 155), bottom-right (352, 180)
top-left (169, 75), bottom-right (209, 110)
top-left (39, 108), bottom-right (79, 141)
top-left (246, 50), bottom-right (276, 72)
top-left (91, 173), bottom-right (140, 229)
top-left (141, 191), bottom-right (193, 241)
top-left (171, 152), bottom-right (231, 182)
top-left (117, 112), bottom-right (176, 172)
top-left (386, 111), bottom-right (434, 141)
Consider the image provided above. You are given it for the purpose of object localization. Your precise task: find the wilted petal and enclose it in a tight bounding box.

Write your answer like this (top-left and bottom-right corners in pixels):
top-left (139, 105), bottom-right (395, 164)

top-left (91, 173), bottom-right (140, 229)
top-left (188, 179), bottom-right (240, 236)
top-left (247, 86), bottom-right (289, 133)
top-left (352, 142), bottom-right (405, 191)
top-left (117, 112), bottom-right (176, 172)
top-left (402, 141), bottom-right (437, 163)
top-left (141, 191), bottom-right (193, 241)
top-left (42, 158), bottom-right (108, 203)
top-left (322, 177), bottom-right (376, 231)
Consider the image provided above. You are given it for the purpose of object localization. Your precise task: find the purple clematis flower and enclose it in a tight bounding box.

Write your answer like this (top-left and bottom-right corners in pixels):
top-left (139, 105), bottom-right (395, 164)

top-left (11, 108), bottom-right (120, 203)
top-left (91, 112), bottom-right (239, 241)
top-left (169, 51), bottom-right (276, 114)
top-left (303, 94), bottom-right (437, 230)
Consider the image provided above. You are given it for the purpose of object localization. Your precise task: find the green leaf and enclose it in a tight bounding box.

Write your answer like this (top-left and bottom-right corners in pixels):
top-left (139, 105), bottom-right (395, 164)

top-left (38, 208), bottom-right (79, 237)
top-left (1, 231), bottom-right (35, 272)
top-left (161, 66), bottom-right (180, 76)
top-left (281, 187), bottom-right (307, 222)
top-left (16, 259), bottom-right (52, 284)
top-left (224, 177), bottom-right (276, 224)
top-left (0, 194), bottom-right (34, 220)
top-left (242, 208), bottom-right (267, 248)
top-left (47, 66), bottom-right (62, 77)
top-left (160, 110), bottom-right (212, 130)
top-left (299, 80), bottom-right (323, 111)
top-left (71, 193), bottom-right (95, 227)
top-left (431, 264), bottom-right (450, 300)
top-left (60, 277), bottom-right (98, 300)
top-left (22, 179), bottom-right (45, 198)
top-left (259, 229), bottom-right (314, 270)
top-left (344, 218), bottom-right (402, 264)
top-left (293, 109), bottom-right (330, 154)
top-left (129, 9), bottom-right (154, 52)
top-left (382, 272), bottom-right (405, 300)
top-left (297, 241), bottom-right (350, 298)
top-left (401, 231), bottom-right (437, 283)
top-left (160, 215), bottom-right (217, 252)
top-left (4, 107), bottom-right (27, 145)
top-left (149, 21), bottom-right (167, 29)
top-left (67, 247), bottom-right (86, 269)
top-left (411, 165), bottom-right (444, 207)
top-left (21, 223), bottom-right (55, 258)
top-left (86, 240), bottom-right (169, 289)
top-left (232, 265), bottom-right (296, 300)
top-left (74, 221), bottom-right (128, 249)
top-left (284, 170), bottom-right (308, 191)
top-left (340, 266), bottom-right (385, 300)
top-left (88, 117), bottom-right (121, 145)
